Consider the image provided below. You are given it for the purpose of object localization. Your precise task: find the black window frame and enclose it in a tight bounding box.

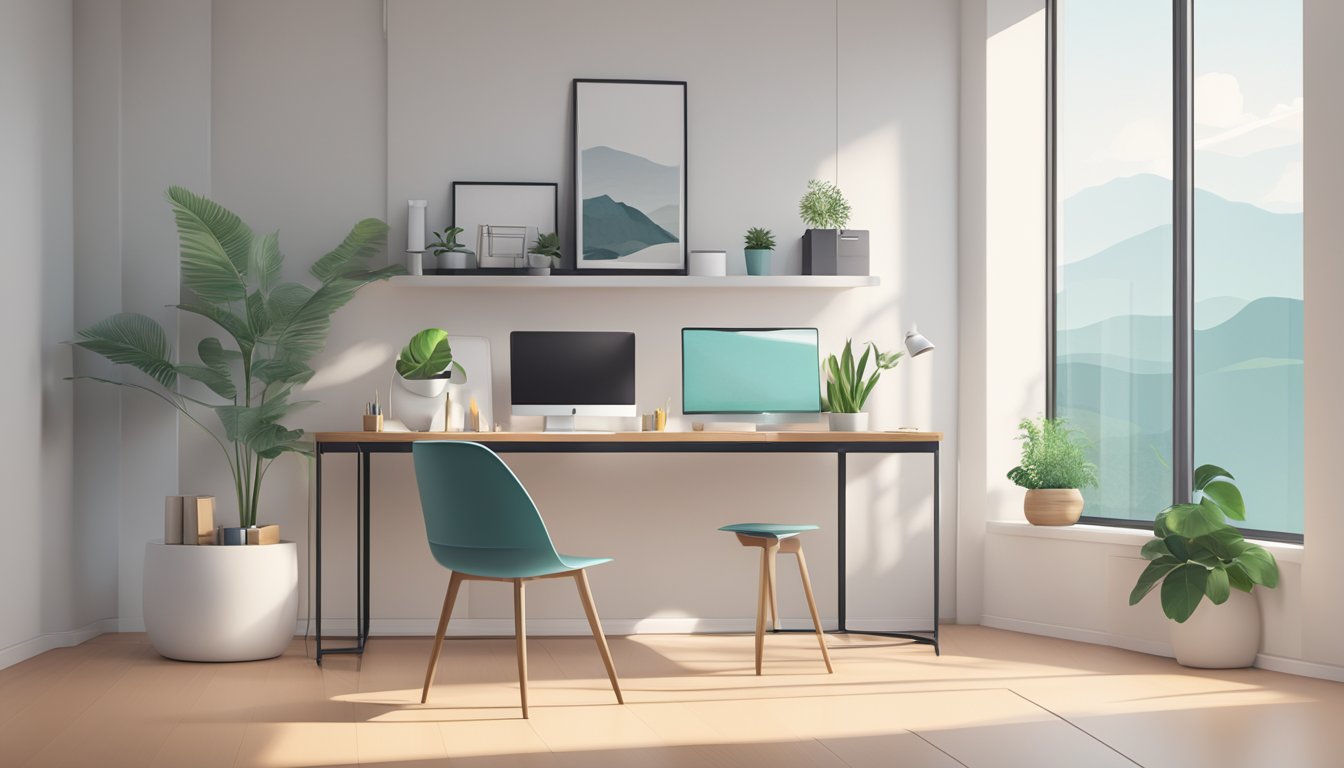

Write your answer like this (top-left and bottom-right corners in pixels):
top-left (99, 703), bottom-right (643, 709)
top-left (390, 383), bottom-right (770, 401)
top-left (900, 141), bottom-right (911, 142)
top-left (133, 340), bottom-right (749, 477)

top-left (1045, 0), bottom-right (1304, 545)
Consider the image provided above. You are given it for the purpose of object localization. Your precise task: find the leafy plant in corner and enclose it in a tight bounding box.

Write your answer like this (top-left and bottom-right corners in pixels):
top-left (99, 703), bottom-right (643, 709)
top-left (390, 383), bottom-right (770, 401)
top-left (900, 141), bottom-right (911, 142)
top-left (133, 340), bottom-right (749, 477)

top-left (744, 227), bottom-right (777, 251)
top-left (823, 339), bottom-right (902, 413)
top-left (428, 226), bottom-right (472, 258)
top-left (1006, 417), bottom-right (1098, 490)
top-left (1129, 465), bottom-right (1279, 622)
top-left (798, 179), bottom-right (852, 231)
top-left (71, 187), bottom-right (402, 528)
top-left (528, 232), bottom-right (563, 267)
top-left (396, 328), bottom-right (467, 381)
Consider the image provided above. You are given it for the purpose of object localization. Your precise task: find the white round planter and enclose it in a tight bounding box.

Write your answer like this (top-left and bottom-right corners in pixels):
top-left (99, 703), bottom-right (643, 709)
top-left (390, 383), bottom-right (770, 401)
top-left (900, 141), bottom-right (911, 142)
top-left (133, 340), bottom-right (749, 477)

top-left (437, 250), bottom-right (471, 270)
top-left (143, 540), bottom-right (298, 662)
top-left (1170, 588), bottom-right (1261, 669)
top-left (828, 412), bottom-right (869, 431)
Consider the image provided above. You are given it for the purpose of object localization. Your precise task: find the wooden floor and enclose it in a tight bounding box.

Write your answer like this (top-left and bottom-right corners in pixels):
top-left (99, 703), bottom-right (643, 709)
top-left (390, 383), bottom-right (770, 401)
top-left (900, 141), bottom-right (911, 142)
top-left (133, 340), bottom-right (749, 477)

top-left (2, 626), bottom-right (1342, 767)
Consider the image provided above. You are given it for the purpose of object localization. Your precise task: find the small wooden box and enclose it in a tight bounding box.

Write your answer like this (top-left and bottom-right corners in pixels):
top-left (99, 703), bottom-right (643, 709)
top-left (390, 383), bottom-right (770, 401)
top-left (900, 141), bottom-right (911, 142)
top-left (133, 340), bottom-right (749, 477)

top-left (362, 414), bottom-right (383, 432)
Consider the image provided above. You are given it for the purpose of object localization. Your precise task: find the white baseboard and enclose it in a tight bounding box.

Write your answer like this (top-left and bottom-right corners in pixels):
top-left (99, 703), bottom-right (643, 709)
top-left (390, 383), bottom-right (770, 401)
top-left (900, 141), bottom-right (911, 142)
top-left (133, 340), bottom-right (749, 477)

top-left (296, 616), bottom-right (937, 637)
top-left (0, 618), bottom-right (118, 671)
top-left (1254, 653), bottom-right (1344, 683)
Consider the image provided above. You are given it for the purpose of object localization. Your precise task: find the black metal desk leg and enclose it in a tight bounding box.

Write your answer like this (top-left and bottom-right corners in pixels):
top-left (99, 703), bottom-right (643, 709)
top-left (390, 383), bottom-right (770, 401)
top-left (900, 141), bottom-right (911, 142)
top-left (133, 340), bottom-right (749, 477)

top-left (933, 446), bottom-right (941, 655)
top-left (315, 447), bottom-right (323, 664)
top-left (837, 451), bottom-right (847, 632)
top-left (361, 450), bottom-right (372, 648)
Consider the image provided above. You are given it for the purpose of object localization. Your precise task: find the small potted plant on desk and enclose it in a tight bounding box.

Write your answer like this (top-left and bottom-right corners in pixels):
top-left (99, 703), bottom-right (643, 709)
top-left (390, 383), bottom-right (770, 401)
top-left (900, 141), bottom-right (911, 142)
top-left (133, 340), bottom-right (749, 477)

top-left (429, 226), bottom-right (475, 271)
top-left (1129, 465), bottom-right (1279, 668)
top-left (527, 231), bottom-right (562, 275)
top-left (1007, 417), bottom-right (1097, 525)
top-left (393, 328), bottom-right (468, 431)
top-left (72, 186), bottom-right (400, 661)
top-left (823, 339), bottom-right (902, 431)
top-left (743, 227), bottom-right (776, 276)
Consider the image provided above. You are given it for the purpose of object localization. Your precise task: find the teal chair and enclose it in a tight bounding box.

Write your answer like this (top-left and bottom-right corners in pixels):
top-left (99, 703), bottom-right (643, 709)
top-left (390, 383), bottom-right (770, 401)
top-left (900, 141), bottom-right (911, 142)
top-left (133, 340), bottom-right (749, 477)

top-left (719, 523), bottom-right (833, 675)
top-left (412, 441), bottom-right (623, 718)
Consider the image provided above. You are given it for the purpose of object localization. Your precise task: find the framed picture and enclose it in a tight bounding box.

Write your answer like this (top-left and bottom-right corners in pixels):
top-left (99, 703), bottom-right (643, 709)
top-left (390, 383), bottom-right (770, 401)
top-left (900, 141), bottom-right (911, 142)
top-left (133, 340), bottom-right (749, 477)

top-left (451, 182), bottom-right (558, 269)
top-left (573, 79), bottom-right (687, 273)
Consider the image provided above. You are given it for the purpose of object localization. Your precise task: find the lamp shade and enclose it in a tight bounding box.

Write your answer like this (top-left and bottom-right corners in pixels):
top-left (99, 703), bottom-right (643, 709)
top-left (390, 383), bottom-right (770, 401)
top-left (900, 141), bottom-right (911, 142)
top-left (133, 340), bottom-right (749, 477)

top-left (904, 326), bottom-right (935, 358)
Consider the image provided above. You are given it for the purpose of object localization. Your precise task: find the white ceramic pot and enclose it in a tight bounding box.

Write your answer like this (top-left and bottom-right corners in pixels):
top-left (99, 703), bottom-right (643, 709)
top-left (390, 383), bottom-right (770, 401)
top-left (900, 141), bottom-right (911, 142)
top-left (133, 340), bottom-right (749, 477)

top-left (1023, 488), bottom-right (1084, 526)
top-left (397, 372), bottom-right (448, 398)
top-left (688, 250), bottom-right (727, 276)
top-left (828, 412), bottom-right (869, 431)
top-left (1170, 589), bottom-right (1261, 668)
top-left (438, 250), bottom-right (471, 270)
top-left (143, 540), bottom-right (298, 662)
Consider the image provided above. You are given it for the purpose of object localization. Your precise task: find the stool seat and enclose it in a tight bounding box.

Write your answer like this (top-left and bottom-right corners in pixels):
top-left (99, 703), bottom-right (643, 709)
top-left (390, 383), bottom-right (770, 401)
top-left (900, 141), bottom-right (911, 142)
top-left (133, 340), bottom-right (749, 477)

top-left (718, 523), bottom-right (819, 539)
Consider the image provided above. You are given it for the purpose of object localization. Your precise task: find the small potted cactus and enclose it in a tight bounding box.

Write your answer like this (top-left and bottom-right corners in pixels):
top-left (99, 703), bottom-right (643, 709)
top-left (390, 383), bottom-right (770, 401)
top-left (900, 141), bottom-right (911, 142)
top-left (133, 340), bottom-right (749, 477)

top-left (743, 227), bottom-right (776, 276)
top-left (527, 231), bottom-right (562, 275)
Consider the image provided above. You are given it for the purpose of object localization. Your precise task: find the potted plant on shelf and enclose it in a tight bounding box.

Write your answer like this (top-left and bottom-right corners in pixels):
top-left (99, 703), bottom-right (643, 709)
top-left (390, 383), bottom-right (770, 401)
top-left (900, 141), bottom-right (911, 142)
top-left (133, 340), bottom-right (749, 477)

top-left (743, 227), bottom-right (776, 276)
top-left (799, 179), bottom-right (868, 276)
top-left (72, 186), bottom-right (401, 662)
top-left (527, 232), bottom-right (562, 275)
top-left (1129, 464), bottom-right (1279, 668)
top-left (1007, 417), bottom-right (1098, 526)
top-left (822, 339), bottom-right (902, 431)
top-left (428, 226), bottom-right (475, 270)
top-left (392, 328), bottom-right (468, 432)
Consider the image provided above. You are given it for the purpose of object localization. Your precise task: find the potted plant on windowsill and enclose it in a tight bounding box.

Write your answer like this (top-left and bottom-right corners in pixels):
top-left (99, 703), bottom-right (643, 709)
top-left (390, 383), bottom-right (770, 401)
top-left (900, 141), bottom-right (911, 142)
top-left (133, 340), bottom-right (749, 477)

top-left (429, 226), bottom-right (475, 270)
top-left (799, 179), bottom-right (868, 276)
top-left (823, 339), bottom-right (902, 431)
top-left (527, 231), bottom-right (562, 275)
top-left (72, 187), bottom-right (401, 662)
top-left (743, 227), bottom-right (776, 276)
top-left (392, 328), bottom-right (467, 431)
top-left (1007, 417), bottom-right (1098, 525)
top-left (1129, 464), bottom-right (1279, 668)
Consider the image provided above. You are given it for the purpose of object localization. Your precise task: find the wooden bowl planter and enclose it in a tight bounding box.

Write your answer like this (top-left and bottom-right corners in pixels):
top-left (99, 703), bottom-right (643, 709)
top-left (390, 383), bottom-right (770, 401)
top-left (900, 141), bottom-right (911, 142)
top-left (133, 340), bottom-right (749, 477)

top-left (1023, 488), bottom-right (1084, 526)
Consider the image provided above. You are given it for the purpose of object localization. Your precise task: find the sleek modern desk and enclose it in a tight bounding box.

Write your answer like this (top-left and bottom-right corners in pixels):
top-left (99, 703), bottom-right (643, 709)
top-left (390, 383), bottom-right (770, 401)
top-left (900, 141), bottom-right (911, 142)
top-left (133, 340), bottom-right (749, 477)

top-left (311, 430), bottom-right (943, 664)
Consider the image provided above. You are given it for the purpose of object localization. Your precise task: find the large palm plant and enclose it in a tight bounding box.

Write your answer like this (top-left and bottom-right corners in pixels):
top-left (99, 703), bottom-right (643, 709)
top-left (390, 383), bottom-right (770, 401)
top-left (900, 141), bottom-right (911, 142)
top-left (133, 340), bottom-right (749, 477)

top-left (73, 187), bottom-right (402, 527)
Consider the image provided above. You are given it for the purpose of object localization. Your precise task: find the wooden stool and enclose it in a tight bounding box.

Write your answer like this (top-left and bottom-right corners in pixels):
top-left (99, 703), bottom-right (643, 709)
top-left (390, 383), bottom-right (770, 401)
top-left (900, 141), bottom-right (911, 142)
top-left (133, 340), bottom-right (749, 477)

top-left (719, 523), bottom-right (833, 675)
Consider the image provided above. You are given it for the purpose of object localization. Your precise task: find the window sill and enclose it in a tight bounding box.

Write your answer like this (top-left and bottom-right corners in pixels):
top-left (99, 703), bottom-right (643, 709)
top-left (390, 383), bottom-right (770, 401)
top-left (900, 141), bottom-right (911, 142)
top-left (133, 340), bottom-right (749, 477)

top-left (985, 519), bottom-right (1304, 564)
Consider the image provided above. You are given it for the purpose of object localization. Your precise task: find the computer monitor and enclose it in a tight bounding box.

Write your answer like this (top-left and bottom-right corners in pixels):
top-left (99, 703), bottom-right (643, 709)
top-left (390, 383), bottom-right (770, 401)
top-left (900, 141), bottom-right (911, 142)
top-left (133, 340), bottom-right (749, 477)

top-left (511, 331), bottom-right (637, 431)
top-left (682, 328), bottom-right (822, 424)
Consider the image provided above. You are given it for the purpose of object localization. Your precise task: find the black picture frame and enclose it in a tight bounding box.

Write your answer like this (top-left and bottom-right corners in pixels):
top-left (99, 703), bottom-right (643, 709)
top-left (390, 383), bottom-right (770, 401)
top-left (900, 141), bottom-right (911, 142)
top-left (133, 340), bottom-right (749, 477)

top-left (573, 78), bottom-right (688, 275)
top-left (450, 181), bottom-right (559, 269)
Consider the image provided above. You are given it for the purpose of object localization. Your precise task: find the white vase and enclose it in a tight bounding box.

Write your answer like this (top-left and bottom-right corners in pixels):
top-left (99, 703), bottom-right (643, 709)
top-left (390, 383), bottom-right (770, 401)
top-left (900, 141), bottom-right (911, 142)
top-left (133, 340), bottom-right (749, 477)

top-left (143, 540), bottom-right (298, 662)
top-left (1169, 588), bottom-right (1261, 668)
top-left (828, 412), bottom-right (869, 431)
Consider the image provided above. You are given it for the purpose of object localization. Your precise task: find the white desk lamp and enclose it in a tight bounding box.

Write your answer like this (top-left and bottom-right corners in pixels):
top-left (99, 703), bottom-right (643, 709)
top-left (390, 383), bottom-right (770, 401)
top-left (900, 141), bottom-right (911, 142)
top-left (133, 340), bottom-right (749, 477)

top-left (905, 326), bottom-right (936, 358)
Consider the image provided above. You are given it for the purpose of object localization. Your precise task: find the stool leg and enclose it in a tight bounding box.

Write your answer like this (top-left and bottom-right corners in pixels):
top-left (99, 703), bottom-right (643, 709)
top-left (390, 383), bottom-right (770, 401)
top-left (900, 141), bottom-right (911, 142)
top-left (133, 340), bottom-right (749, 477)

top-left (421, 571), bottom-right (464, 703)
top-left (755, 542), bottom-right (777, 675)
top-left (794, 543), bottom-right (833, 673)
top-left (767, 546), bottom-right (780, 631)
top-left (514, 579), bottom-right (529, 718)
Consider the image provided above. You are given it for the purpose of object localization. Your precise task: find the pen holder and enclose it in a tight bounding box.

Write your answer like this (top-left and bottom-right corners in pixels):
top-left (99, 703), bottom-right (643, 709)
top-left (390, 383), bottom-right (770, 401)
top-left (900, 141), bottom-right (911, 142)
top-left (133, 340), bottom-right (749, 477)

top-left (362, 414), bottom-right (383, 432)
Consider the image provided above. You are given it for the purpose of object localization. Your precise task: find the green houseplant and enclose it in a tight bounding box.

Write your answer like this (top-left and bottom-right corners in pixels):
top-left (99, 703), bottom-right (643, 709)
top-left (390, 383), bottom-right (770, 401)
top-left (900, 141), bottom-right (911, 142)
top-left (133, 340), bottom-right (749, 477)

top-left (743, 227), bottom-right (776, 276)
top-left (527, 231), bottom-right (562, 274)
top-left (822, 339), bottom-right (902, 431)
top-left (798, 179), bottom-right (868, 277)
top-left (1007, 417), bottom-right (1098, 526)
top-left (74, 187), bottom-right (399, 662)
top-left (1129, 465), bottom-right (1279, 668)
top-left (428, 226), bottom-right (474, 270)
top-left (396, 328), bottom-right (467, 382)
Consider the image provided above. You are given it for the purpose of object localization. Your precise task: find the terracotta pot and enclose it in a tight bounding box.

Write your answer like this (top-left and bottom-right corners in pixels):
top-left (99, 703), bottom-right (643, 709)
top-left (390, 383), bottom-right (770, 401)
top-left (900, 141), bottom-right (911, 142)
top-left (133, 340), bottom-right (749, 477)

top-left (1170, 589), bottom-right (1261, 668)
top-left (1023, 488), bottom-right (1084, 526)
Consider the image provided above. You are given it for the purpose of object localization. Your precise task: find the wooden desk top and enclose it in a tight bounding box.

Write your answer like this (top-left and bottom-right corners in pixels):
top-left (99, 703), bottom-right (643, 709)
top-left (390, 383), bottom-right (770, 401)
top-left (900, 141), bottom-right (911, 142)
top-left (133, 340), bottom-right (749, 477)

top-left (313, 430), bottom-right (942, 444)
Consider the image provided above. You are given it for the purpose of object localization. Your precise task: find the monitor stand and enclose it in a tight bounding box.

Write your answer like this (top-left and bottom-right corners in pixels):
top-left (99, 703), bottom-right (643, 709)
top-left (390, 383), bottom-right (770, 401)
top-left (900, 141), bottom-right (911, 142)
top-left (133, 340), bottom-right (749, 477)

top-left (543, 415), bottom-right (578, 432)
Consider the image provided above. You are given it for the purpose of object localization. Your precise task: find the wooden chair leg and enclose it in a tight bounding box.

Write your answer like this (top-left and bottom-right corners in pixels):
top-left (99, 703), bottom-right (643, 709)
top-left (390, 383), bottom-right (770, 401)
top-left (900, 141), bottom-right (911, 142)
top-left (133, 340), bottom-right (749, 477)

top-left (421, 571), bottom-right (464, 703)
top-left (766, 546), bottom-right (780, 631)
top-left (514, 578), bottom-right (529, 718)
top-left (755, 542), bottom-right (777, 675)
top-left (794, 543), bottom-right (833, 673)
top-left (573, 570), bottom-right (624, 704)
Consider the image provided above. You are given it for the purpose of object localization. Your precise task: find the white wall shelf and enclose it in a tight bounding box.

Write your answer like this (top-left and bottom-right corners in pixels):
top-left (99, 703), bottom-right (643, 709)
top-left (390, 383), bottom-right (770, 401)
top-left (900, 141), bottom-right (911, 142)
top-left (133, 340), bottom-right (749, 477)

top-left (389, 274), bottom-right (879, 289)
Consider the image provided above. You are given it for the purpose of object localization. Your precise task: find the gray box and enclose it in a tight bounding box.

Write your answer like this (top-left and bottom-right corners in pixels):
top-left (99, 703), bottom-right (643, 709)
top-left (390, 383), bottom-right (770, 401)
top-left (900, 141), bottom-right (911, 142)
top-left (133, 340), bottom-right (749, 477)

top-left (802, 229), bottom-right (869, 276)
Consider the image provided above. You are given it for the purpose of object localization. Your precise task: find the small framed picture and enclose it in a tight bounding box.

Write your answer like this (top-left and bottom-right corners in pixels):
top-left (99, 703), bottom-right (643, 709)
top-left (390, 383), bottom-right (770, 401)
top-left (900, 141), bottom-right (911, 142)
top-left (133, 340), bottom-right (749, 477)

top-left (573, 79), bottom-right (687, 274)
top-left (451, 182), bottom-right (558, 269)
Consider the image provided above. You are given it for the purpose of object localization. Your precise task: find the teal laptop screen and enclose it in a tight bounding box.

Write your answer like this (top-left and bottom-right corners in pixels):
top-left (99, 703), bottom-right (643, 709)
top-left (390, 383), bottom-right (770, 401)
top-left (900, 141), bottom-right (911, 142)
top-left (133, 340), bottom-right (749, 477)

top-left (682, 328), bottom-right (821, 414)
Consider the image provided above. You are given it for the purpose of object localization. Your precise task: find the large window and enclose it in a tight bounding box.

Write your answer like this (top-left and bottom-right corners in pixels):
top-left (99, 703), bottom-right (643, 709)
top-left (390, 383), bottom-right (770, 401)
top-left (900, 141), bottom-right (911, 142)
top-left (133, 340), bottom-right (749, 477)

top-left (1052, 0), bottom-right (1303, 539)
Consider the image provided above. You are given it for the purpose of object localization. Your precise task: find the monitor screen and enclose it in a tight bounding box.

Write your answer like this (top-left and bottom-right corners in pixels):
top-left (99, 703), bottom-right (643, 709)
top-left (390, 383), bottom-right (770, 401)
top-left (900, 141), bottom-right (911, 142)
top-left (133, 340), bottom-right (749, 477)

top-left (510, 331), bottom-right (636, 407)
top-left (682, 328), bottom-right (821, 414)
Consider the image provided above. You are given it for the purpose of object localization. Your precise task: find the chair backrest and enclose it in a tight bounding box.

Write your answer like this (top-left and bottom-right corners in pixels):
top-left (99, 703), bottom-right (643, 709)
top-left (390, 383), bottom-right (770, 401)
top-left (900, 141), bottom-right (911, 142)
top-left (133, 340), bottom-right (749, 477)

top-left (412, 441), bottom-right (561, 557)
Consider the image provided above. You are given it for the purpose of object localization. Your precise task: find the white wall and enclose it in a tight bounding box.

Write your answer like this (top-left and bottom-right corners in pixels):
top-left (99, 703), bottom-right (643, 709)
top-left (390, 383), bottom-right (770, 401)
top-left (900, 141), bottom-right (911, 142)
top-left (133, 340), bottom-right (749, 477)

top-left (155, 0), bottom-right (963, 636)
top-left (0, 0), bottom-right (113, 668)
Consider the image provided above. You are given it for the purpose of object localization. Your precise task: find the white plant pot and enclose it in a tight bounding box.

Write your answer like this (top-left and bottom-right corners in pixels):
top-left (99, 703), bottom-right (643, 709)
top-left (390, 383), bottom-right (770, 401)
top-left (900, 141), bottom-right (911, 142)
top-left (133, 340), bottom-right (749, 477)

top-left (437, 250), bottom-right (471, 270)
top-left (143, 540), bottom-right (298, 662)
top-left (396, 372), bottom-right (448, 398)
top-left (828, 412), bottom-right (869, 431)
top-left (1169, 588), bottom-right (1261, 668)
